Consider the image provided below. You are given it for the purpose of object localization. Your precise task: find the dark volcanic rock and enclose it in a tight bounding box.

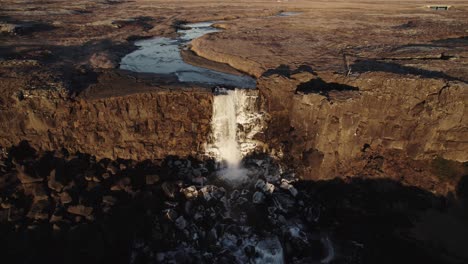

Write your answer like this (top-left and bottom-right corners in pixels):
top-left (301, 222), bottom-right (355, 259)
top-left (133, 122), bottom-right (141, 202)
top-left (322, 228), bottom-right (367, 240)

top-left (31, 184), bottom-right (48, 201)
top-left (67, 205), bottom-right (93, 217)
top-left (0, 145), bottom-right (466, 264)
top-left (16, 166), bottom-right (42, 184)
top-left (59, 192), bottom-right (73, 204)
top-left (47, 169), bottom-right (64, 192)
top-left (27, 200), bottom-right (50, 220)
top-left (145, 174), bottom-right (160, 185)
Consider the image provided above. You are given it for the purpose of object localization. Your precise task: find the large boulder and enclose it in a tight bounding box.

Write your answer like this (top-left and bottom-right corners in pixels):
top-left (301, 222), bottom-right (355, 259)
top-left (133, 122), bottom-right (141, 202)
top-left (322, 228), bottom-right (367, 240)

top-left (16, 165), bottom-right (42, 184)
top-left (89, 52), bottom-right (118, 69)
top-left (27, 200), bottom-right (50, 220)
top-left (67, 205), bottom-right (93, 217)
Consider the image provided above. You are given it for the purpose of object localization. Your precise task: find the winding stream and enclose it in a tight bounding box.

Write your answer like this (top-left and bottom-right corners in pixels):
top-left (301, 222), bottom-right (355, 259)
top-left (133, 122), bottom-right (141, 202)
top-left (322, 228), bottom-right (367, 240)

top-left (120, 22), bottom-right (256, 88)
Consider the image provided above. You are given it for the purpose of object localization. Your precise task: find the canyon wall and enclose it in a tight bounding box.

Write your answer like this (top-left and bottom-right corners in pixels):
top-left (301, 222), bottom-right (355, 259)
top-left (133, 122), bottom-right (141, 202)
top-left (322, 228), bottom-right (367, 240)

top-left (260, 72), bottom-right (467, 191)
top-left (0, 88), bottom-right (213, 160)
top-left (1, 69), bottom-right (466, 193)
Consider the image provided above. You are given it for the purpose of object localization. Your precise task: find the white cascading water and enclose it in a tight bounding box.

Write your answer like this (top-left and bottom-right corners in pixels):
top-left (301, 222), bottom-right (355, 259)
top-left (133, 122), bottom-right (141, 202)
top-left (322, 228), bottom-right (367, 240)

top-left (211, 91), bottom-right (242, 167)
top-left (207, 88), bottom-right (266, 184)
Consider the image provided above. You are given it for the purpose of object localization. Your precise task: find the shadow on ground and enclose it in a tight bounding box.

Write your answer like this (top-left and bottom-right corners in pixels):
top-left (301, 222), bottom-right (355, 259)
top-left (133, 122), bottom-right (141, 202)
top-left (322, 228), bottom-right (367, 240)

top-left (0, 142), bottom-right (467, 264)
top-left (351, 59), bottom-right (467, 83)
top-left (295, 77), bottom-right (359, 100)
top-left (262, 64), bottom-right (317, 78)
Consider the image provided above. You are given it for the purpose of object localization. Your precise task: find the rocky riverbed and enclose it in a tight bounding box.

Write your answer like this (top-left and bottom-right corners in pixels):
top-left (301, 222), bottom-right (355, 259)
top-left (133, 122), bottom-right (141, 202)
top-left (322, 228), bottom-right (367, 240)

top-left (1, 142), bottom-right (467, 263)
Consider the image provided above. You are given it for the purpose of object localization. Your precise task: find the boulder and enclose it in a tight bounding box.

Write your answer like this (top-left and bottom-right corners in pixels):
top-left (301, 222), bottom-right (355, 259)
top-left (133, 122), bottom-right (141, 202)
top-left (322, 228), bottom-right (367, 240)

top-left (0, 23), bottom-right (19, 35)
top-left (111, 177), bottom-right (131, 192)
top-left (192, 169), bottom-right (202, 178)
top-left (16, 166), bottom-right (42, 184)
top-left (8, 207), bottom-right (24, 222)
top-left (272, 193), bottom-right (295, 214)
top-left (266, 174), bottom-right (281, 183)
top-left (50, 213), bottom-right (63, 223)
top-left (192, 177), bottom-right (208, 186)
top-left (89, 52), bottom-right (118, 69)
top-left (253, 191), bottom-right (265, 204)
top-left (181, 186), bottom-right (198, 200)
top-left (27, 200), bottom-right (50, 220)
top-left (255, 179), bottom-right (275, 194)
top-left (60, 192), bottom-right (73, 204)
top-left (161, 182), bottom-right (176, 198)
top-left (85, 174), bottom-right (94, 181)
top-left (32, 184), bottom-right (49, 201)
top-left (280, 179), bottom-right (298, 197)
top-left (92, 176), bottom-right (102, 183)
top-left (1, 201), bottom-right (11, 209)
top-left (255, 179), bottom-right (266, 190)
top-left (67, 205), bottom-right (93, 217)
top-left (175, 216), bottom-right (187, 230)
top-left (236, 197), bottom-right (249, 206)
top-left (174, 160), bottom-right (183, 167)
top-left (102, 195), bottom-right (117, 206)
top-left (110, 184), bottom-right (122, 191)
top-left (244, 245), bottom-right (256, 258)
top-left (230, 190), bottom-right (240, 200)
top-left (163, 209), bottom-right (178, 222)
top-left (193, 211), bottom-right (203, 222)
top-left (52, 223), bottom-right (61, 232)
top-left (264, 182), bottom-right (275, 194)
top-left (304, 206), bottom-right (320, 223)
top-left (0, 209), bottom-right (8, 222)
top-left (289, 187), bottom-right (298, 197)
top-left (0, 172), bottom-right (18, 190)
top-left (145, 174), bottom-right (160, 185)
top-left (199, 185), bottom-right (222, 202)
top-left (48, 169), bottom-right (64, 192)
top-left (107, 164), bottom-right (119, 175)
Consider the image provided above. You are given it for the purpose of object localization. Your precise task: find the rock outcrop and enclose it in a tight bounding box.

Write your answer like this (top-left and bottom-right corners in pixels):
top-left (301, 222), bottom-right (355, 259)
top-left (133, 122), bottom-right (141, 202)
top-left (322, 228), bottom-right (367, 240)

top-left (260, 71), bottom-right (467, 192)
top-left (0, 84), bottom-right (213, 161)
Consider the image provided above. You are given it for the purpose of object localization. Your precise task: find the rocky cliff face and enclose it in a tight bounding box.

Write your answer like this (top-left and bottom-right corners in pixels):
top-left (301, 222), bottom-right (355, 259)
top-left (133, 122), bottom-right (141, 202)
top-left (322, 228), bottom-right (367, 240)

top-left (260, 71), bottom-right (467, 193)
top-left (1, 68), bottom-right (465, 193)
top-left (0, 87), bottom-right (213, 160)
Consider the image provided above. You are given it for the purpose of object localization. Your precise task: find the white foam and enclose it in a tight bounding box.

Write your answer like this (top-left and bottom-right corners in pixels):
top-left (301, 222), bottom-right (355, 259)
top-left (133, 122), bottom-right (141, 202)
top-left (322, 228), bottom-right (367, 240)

top-left (207, 89), bottom-right (267, 183)
top-left (210, 91), bottom-right (242, 167)
top-left (321, 235), bottom-right (335, 263)
top-left (254, 236), bottom-right (284, 264)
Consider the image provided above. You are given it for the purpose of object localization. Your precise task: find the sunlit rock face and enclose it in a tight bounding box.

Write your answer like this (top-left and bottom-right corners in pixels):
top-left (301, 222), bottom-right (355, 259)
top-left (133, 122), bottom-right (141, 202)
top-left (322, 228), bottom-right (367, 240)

top-left (0, 88), bottom-right (214, 161)
top-left (259, 73), bottom-right (467, 192)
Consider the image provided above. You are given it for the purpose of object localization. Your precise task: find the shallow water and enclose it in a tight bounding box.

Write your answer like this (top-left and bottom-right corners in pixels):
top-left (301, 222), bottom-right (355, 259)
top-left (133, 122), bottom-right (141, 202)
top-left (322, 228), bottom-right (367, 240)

top-left (277, 11), bottom-right (301, 17)
top-left (120, 22), bottom-right (256, 88)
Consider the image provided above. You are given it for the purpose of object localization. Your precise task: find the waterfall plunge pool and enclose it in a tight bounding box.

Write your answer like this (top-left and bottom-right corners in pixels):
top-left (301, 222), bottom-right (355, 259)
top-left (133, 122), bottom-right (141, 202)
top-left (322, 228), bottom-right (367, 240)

top-left (120, 21), bottom-right (256, 88)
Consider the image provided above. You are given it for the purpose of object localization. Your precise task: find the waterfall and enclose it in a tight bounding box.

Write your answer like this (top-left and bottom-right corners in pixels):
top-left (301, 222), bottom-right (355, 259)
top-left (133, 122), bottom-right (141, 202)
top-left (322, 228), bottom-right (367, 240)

top-left (211, 90), bottom-right (242, 167)
top-left (207, 88), bottom-right (266, 183)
